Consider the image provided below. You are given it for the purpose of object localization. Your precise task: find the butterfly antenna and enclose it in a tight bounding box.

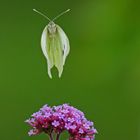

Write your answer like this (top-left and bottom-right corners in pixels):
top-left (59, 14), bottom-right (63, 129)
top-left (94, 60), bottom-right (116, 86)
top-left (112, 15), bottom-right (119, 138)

top-left (33, 9), bottom-right (51, 22)
top-left (52, 9), bottom-right (70, 21)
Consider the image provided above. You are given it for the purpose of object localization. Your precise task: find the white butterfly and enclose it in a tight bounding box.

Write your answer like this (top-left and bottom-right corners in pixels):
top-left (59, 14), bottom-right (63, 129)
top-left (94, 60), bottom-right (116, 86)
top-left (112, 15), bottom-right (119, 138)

top-left (33, 9), bottom-right (70, 78)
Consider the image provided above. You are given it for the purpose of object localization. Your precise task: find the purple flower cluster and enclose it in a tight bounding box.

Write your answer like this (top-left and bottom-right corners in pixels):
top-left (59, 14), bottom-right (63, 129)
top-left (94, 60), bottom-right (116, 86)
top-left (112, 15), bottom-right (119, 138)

top-left (25, 104), bottom-right (97, 140)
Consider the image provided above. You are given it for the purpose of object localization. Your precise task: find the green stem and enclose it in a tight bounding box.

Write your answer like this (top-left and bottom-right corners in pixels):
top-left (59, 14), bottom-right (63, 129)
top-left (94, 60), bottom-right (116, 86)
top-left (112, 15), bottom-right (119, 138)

top-left (56, 133), bottom-right (60, 140)
top-left (49, 133), bottom-right (53, 140)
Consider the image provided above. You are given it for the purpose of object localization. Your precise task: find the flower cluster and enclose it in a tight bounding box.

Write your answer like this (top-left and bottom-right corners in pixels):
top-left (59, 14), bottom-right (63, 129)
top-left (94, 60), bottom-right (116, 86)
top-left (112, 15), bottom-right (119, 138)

top-left (25, 104), bottom-right (97, 140)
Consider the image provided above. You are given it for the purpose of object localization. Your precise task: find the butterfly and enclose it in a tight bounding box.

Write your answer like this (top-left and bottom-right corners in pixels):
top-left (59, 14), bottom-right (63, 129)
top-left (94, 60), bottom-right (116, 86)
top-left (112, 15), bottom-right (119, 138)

top-left (33, 9), bottom-right (70, 78)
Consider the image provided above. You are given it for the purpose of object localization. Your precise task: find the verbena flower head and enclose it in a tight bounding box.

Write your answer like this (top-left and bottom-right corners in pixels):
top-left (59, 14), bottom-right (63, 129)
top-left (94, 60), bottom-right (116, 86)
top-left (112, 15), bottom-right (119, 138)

top-left (25, 104), bottom-right (97, 140)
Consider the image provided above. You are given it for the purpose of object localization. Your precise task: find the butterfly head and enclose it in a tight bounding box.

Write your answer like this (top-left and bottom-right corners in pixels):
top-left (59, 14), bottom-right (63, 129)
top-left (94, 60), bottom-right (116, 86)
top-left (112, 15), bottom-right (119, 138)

top-left (33, 9), bottom-right (70, 35)
top-left (48, 21), bottom-right (57, 34)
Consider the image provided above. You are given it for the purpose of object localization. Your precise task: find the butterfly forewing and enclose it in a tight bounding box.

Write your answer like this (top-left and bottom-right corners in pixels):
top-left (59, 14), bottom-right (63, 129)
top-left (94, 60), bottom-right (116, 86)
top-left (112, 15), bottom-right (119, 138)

top-left (56, 25), bottom-right (70, 65)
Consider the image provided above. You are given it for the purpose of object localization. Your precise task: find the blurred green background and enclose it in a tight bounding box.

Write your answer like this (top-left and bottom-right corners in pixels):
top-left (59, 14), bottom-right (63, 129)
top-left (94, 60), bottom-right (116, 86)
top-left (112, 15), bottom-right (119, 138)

top-left (0, 0), bottom-right (140, 140)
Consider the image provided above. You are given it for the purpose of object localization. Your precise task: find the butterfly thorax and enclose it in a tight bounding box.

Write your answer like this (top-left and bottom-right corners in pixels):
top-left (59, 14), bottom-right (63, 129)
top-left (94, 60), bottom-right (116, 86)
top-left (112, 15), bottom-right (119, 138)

top-left (47, 21), bottom-right (57, 36)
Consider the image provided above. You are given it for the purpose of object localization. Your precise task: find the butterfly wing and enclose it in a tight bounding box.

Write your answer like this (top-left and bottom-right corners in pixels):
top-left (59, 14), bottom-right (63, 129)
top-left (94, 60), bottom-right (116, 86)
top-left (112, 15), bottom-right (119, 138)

top-left (56, 25), bottom-right (70, 65)
top-left (51, 29), bottom-right (64, 78)
top-left (41, 25), bottom-right (54, 78)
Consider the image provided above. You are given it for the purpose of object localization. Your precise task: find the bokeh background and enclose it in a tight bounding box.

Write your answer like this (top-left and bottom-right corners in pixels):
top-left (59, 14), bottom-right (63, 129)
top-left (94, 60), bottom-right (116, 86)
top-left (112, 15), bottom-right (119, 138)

top-left (0, 0), bottom-right (140, 140)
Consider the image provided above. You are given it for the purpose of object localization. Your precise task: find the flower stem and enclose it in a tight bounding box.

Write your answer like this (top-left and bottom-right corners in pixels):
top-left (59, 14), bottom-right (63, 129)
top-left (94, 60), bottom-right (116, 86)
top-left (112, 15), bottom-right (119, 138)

top-left (49, 133), bottom-right (53, 140)
top-left (56, 133), bottom-right (60, 140)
